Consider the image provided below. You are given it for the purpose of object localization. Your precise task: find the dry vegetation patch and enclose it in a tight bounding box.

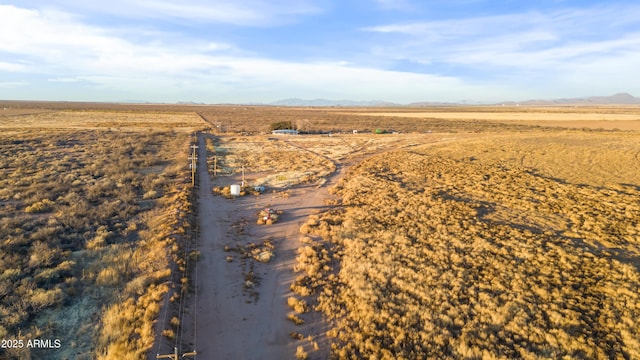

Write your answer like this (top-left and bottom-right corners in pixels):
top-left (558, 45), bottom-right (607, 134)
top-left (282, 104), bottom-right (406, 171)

top-left (424, 131), bottom-right (640, 187)
top-left (284, 135), bottom-right (416, 163)
top-left (354, 109), bottom-right (640, 121)
top-left (0, 111), bottom-right (204, 359)
top-left (198, 106), bottom-right (543, 134)
top-left (295, 142), bottom-right (640, 359)
top-left (0, 110), bottom-right (204, 132)
top-left (211, 135), bottom-right (336, 188)
top-left (348, 106), bottom-right (640, 131)
top-left (208, 133), bottom-right (446, 191)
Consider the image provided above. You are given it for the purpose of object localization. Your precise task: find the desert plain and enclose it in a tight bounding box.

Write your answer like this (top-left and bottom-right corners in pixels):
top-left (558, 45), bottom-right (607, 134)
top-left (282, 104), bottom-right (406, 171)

top-left (0, 102), bottom-right (639, 359)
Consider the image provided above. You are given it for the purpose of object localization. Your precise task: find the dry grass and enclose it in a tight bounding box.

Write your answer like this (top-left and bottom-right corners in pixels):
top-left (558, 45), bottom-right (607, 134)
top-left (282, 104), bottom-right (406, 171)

top-left (348, 106), bottom-right (640, 131)
top-left (0, 111), bottom-right (204, 359)
top-left (284, 135), bottom-right (416, 163)
top-left (4, 102), bottom-right (640, 359)
top-left (211, 135), bottom-right (336, 188)
top-left (0, 110), bottom-right (204, 132)
top-left (424, 131), bottom-right (640, 187)
top-left (197, 105), bottom-right (547, 134)
top-left (209, 133), bottom-right (453, 190)
top-left (353, 110), bottom-right (640, 121)
top-left (294, 131), bottom-right (640, 359)
top-left (4, 101), bottom-right (639, 133)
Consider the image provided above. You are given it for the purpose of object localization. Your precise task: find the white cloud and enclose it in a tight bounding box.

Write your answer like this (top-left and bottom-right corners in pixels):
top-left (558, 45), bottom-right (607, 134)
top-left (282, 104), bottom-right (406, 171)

top-left (0, 61), bottom-right (27, 72)
top-left (16, 0), bottom-right (323, 26)
top-left (366, 4), bottom-right (640, 38)
top-left (357, 3), bottom-right (640, 99)
top-left (201, 57), bottom-right (482, 102)
top-left (54, 58), bottom-right (481, 103)
top-left (3, 2), bottom-right (638, 103)
top-left (0, 4), bottom-right (482, 103)
top-left (0, 6), bottom-right (131, 67)
top-left (47, 77), bottom-right (85, 83)
top-left (364, 4), bottom-right (640, 75)
top-left (206, 42), bottom-right (235, 52)
top-left (0, 81), bottom-right (29, 88)
top-left (0, 5), bottom-right (212, 75)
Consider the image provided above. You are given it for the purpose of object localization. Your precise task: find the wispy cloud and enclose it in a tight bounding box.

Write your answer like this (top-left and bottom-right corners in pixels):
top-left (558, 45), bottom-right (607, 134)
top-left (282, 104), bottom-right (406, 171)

top-left (2, 2), bottom-right (639, 102)
top-left (364, 4), bottom-right (640, 68)
top-left (0, 81), bottom-right (29, 88)
top-left (0, 6), bottom-right (225, 76)
top-left (362, 3), bottom-right (640, 98)
top-left (16, 0), bottom-right (324, 26)
top-left (0, 4), bottom-right (479, 103)
top-left (0, 61), bottom-right (27, 72)
top-left (47, 77), bottom-right (86, 83)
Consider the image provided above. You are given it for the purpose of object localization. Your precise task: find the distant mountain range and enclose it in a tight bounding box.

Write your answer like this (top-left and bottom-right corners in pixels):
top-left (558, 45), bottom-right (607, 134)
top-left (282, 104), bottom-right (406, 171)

top-left (269, 98), bottom-right (398, 107)
top-left (504, 93), bottom-right (640, 105)
top-left (265, 93), bottom-right (640, 107)
top-left (506, 93), bottom-right (640, 106)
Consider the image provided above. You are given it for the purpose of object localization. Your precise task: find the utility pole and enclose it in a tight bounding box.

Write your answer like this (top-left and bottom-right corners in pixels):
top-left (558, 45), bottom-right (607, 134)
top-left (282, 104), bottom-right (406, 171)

top-left (241, 164), bottom-right (245, 187)
top-left (156, 347), bottom-right (197, 360)
top-left (189, 144), bottom-right (198, 187)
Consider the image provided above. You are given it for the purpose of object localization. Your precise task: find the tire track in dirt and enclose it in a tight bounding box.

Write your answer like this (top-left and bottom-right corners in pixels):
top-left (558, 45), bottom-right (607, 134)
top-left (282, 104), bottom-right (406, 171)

top-left (280, 138), bottom-right (340, 177)
top-left (183, 133), bottom-right (486, 359)
top-left (181, 133), bottom-right (351, 359)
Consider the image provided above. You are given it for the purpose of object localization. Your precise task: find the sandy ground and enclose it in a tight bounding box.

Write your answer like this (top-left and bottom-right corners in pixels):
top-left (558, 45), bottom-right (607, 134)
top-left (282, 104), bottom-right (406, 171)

top-left (179, 134), bottom-right (342, 359)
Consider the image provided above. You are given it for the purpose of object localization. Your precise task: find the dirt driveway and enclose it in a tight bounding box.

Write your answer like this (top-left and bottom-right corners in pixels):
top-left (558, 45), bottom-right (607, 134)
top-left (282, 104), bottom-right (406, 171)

top-left (176, 134), bottom-right (343, 359)
top-left (175, 131), bottom-right (467, 359)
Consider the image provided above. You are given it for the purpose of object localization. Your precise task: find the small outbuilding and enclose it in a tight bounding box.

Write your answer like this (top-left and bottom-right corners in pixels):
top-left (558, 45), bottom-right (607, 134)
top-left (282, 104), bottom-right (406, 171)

top-left (271, 129), bottom-right (299, 135)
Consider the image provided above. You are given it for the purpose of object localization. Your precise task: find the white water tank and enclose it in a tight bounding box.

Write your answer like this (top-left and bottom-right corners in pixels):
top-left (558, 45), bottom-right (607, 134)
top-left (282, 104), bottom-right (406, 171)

top-left (230, 184), bottom-right (241, 196)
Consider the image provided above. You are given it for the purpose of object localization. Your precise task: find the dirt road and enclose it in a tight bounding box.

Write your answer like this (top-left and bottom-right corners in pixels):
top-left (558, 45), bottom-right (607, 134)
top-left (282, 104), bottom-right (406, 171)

top-left (182, 134), bottom-right (341, 359)
top-left (177, 132), bottom-right (464, 359)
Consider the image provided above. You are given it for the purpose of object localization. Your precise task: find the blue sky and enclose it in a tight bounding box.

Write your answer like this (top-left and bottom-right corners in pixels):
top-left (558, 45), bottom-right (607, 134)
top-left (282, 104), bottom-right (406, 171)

top-left (1, 1), bottom-right (639, 104)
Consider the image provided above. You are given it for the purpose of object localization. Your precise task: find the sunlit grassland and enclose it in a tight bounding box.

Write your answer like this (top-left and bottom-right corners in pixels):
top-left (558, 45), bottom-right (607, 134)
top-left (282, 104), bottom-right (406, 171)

top-left (0, 110), bottom-right (204, 132)
top-left (0, 111), bottom-right (205, 359)
top-left (291, 131), bottom-right (640, 359)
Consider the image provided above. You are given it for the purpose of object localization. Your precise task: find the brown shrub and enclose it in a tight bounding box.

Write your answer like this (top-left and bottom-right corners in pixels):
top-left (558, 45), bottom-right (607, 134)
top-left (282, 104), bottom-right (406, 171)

top-left (299, 149), bottom-right (640, 359)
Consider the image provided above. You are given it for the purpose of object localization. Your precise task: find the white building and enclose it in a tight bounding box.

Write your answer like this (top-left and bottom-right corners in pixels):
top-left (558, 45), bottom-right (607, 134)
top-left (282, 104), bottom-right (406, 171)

top-left (271, 129), bottom-right (299, 135)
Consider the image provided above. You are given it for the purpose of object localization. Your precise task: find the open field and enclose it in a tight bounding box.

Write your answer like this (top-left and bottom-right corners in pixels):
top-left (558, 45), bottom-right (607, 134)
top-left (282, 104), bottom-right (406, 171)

top-left (425, 132), bottom-right (640, 187)
top-left (189, 131), bottom-right (456, 359)
top-left (211, 135), bottom-right (336, 188)
top-left (2, 102), bottom-right (640, 359)
top-left (346, 107), bottom-right (640, 131)
top-left (0, 110), bottom-right (206, 359)
top-left (293, 131), bottom-right (640, 359)
top-left (351, 110), bottom-right (640, 121)
top-left (0, 110), bottom-right (203, 133)
top-left (208, 133), bottom-right (448, 188)
top-left (4, 100), bottom-right (640, 132)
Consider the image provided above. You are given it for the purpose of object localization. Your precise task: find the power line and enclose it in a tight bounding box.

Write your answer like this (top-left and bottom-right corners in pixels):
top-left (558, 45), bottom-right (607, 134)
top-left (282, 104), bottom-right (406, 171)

top-left (155, 271), bottom-right (174, 357)
top-left (157, 135), bottom-right (200, 359)
top-left (193, 138), bottom-right (200, 356)
top-left (189, 144), bottom-right (198, 187)
top-left (156, 347), bottom-right (197, 360)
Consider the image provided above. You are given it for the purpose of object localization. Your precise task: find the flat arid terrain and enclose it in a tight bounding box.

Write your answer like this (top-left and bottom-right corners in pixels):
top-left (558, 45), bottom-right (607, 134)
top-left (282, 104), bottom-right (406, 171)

top-left (347, 108), bottom-right (640, 131)
top-left (1, 102), bottom-right (639, 359)
top-left (0, 107), bottom-right (205, 359)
